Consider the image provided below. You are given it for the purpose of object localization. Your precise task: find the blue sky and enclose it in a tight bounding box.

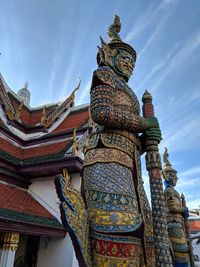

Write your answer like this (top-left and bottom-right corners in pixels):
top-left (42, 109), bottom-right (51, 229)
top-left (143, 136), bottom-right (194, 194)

top-left (0, 0), bottom-right (200, 208)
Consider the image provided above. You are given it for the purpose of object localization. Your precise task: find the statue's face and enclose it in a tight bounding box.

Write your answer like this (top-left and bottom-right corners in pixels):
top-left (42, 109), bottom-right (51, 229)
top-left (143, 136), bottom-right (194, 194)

top-left (113, 49), bottom-right (135, 81)
top-left (168, 171), bottom-right (178, 186)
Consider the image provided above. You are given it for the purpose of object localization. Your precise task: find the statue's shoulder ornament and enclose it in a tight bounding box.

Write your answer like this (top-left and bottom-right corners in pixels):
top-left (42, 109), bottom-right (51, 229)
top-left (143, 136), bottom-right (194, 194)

top-left (95, 66), bottom-right (115, 87)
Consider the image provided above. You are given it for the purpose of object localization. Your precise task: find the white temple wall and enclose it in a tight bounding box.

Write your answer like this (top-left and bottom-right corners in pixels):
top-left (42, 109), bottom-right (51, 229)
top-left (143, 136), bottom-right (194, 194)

top-left (28, 177), bottom-right (61, 221)
top-left (28, 173), bottom-right (82, 221)
top-left (28, 173), bottom-right (81, 267)
top-left (37, 235), bottom-right (78, 267)
top-left (71, 172), bottom-right (82, 190)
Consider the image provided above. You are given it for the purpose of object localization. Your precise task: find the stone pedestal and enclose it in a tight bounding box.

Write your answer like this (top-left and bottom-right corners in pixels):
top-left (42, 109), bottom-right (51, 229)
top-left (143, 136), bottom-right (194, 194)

top-left (0, 233), bottom-right (19, 267)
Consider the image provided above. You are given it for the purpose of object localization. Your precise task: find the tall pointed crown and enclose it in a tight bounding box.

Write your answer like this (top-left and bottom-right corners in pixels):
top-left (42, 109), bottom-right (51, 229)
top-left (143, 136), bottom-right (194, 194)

top-left (163, 147), bottom-right (176, 174)
top-left (97, 15), bottom-right (137, 64)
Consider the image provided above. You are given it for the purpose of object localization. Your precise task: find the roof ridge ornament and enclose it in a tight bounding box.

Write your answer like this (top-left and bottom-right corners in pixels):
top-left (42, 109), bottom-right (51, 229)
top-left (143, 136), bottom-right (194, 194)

top-left (41, 79), bottom-right (81, 129)
top-left (69, 78), bottom-right (81, 107)
top-left (72, 128), bottom-right (80, 157)
top-left (0, 76), bottom-right (17, 121)
top-left (16, 101), bottom-right (24, 121)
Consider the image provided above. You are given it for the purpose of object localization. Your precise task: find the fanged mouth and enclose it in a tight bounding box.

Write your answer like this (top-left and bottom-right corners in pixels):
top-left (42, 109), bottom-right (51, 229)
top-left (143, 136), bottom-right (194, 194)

top-left (123, 63), bottom-right (133, 73)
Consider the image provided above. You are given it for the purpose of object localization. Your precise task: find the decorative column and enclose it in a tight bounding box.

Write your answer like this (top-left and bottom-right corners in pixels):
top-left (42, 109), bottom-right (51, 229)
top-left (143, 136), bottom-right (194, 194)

top-left (142, 90), bottom-right (173, 267)
top-left (0, 233), bottom-right (19, 267)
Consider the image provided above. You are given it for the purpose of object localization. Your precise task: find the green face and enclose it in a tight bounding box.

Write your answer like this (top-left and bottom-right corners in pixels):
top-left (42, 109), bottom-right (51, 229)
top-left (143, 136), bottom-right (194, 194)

top-left (113, 49), bottom-right (135, 81)
top-left (168, 171), bottom-right (178, 186)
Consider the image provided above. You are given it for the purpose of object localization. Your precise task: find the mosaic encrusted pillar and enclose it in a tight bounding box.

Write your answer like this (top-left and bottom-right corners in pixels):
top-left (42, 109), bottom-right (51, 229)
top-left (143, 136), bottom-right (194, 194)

top-left (142, 90), bottom-right (173, 267)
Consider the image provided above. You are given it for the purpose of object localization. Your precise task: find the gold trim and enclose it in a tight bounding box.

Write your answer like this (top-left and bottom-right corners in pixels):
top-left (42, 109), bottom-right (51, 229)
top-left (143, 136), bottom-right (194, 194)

top-left (84, 148), bottom-right (133, 169)
top-left (3, 233), bottom-right (19, 251)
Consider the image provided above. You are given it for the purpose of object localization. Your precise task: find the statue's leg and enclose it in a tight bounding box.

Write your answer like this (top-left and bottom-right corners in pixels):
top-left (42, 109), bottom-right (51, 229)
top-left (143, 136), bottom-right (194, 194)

top-left (168, 223), bottom-right (189, 267)
top-left (83, 162), bottom-right (144, 266)
top-left (91, 232), bottom-right (142, 267)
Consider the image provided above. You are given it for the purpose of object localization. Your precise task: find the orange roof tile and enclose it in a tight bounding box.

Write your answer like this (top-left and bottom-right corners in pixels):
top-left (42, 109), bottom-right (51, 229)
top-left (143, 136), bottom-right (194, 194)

top-left (11, 98), bottom-right (54, 126)
top-left (0, 183), bottom-right (53, 218)
top-left (189, 219), bottom-right (200, 232)
top-left (52, 109), bottom-right (89, 134)
top-left (0, 137), bottom-right (22, 158)
top-left (0, 137), bottom-right (70, 161)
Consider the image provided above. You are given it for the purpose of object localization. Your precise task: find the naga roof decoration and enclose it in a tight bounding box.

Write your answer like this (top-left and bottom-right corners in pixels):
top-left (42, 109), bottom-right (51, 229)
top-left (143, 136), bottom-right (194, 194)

top-left (41, 79), bottom-right (81, 129)
top-left (0, 108), bottom-right (89, 179)
top-left (0, 75), bottom-right (19, 121)
top-left (0, 73), bottom-right (89, 185)
top-left (0, 74), bottom-right (84, 139)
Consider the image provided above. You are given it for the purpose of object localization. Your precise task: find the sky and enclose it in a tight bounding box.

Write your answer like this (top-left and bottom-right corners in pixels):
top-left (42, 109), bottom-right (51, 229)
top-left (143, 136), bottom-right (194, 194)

top-left (0, 0), bottom-right (200, 209)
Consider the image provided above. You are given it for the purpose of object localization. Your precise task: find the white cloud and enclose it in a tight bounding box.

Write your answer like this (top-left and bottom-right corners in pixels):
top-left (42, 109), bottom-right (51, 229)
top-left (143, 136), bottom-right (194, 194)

top-left (138, 15), bottom-right (169, 59)
top-left (162, 116), bottom-right (200, 152)
top-left (59, 62), bottom-right (76, 100)
top-left (186, 198), bottom-right (200, 209)
top-left (179, 167), bottom-right (200, 178)
top-left (48, 52), bottom-right (60, 102)
top-left (153, 31), bottom-right (200, 92)
top-left (125, 0), bottom-right (177, 42)
top-left (136, 43), bottom-right (180, 92)
top-left (177, 177), bottom-right (200, 188)
top-left (76, 79), bottom-right (91, 106)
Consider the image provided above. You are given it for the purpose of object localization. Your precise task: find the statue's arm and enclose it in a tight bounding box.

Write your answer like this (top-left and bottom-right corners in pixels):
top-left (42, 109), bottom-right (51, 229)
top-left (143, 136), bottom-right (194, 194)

top-left (165, 187), bottom-right (185, 214)
top-left (90, 69), bottom-right (148, 132)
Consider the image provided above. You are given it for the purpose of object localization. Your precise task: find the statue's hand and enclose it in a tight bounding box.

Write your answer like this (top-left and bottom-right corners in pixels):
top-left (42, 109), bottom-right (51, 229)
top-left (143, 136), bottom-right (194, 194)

top-left (145, 127), bottom-right (162, 143)
top-left (183, 207), bottom-right (189, 219)
top-left (145, 117), bottom-right (159, 129)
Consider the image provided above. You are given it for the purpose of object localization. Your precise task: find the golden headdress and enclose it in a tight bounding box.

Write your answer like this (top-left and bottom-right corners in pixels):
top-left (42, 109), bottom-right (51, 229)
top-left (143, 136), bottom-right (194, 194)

top-left (162, 147), bottom-right (177, 181)
top-left (97, 15), bottom-right (137, 65)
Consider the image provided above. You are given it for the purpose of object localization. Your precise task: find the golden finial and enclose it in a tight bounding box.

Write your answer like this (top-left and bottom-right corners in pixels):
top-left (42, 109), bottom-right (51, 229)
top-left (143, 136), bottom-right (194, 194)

top-left (72, 128), bottom-right (80, 156)
top-left (16, 101), bottom-right (24, 120)
top-left (70, 79), bottom-right (81, 106)
top-left (41, 106), bottom-right (47, 124)
top-left (73, 128), bottom-right (77, 142)
top-left (107, 15), bottom-right (122, 43)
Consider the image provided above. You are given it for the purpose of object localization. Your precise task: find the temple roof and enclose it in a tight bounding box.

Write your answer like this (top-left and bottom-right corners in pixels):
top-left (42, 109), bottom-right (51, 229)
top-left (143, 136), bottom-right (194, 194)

top-left (0, 73), bottom-right (89, 184)
top-left (0, 137), bottom-right (71, 164)
top-left (0, 182), bottom-right (65, 237)
top-left (189, 216), bottom-right (200, 234)
top-left (0, 73), bottom-right (88, 138)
